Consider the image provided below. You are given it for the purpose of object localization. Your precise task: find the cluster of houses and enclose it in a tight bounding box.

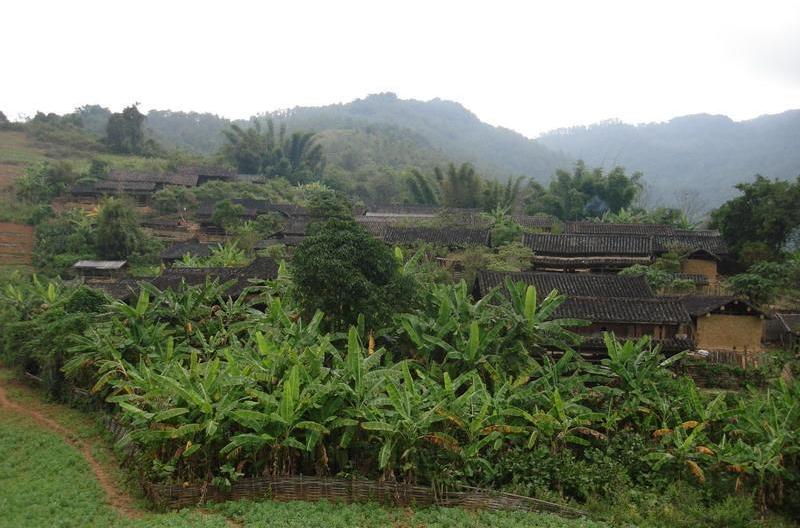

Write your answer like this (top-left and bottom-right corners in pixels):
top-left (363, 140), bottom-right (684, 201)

top-left (68, 194), bottom-right (798, 363)
top-left (69, 167), bottom-right (251, 205)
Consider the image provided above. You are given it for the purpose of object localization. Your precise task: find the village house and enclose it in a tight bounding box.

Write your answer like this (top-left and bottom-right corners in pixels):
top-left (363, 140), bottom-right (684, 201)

top-left (159, 239), bottom-right (214, 266)
top-left (681, 296), bottom-right (767, 355)
top-left (102, 256), bottom-right (279, 301)
top-left (512, 214), bottom-right (557, 233)
top-left (473, 270), bottom-right (693, 357)
top-left (195, 199), bottom-right (311, 235)
top-left (368, 225), bottom-right (491, 249)
top-left (68, 167), bottom-right (235, 205)
top-left (522, 233), bottom-right (654, 272)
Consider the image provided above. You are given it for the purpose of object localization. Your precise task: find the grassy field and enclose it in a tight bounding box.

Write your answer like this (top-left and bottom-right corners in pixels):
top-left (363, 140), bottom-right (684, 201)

top-left (0, 129), bottom-right (174, 223)
top-left (0, 369), bottom-right (608, 528)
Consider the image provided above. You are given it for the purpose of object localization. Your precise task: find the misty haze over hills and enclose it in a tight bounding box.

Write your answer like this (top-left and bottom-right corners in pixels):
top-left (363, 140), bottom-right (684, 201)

top-left (86, 94), bottom-right (800, 209)
top-left (538, 111), bottom-right (800, 207)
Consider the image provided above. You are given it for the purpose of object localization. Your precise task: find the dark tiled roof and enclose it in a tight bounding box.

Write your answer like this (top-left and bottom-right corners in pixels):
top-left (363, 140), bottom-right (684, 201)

top-left (373, 225), bottom-right (490, 247)
top-left (555, 296), bottom-right (691, 324)
top-left (681, 295), bottom-right (764, 317)
top-left (565, 222), bottom-right (676, 235)
top-left (93, 277), bottom-right (139, 299)
top-left (107, 170), bottom-right (199, 187)
top-left (365, 205), bottom-right (441, 217)
top-left (95, 180), bottom-right (157, 192)
top-left (475, 270), bottom-right (654, 299)
top-left (196, 200), bottom-right (308, 220)
top-left (254, 236), bottom-right (306, 248)
top-left (673, 273), bottom-right (710, 285)
top-left (71, 180), bottom-right (156, 194)
top-left (775, 313), bottom-right (800, 335)
top-left (654, 234), bottom-right (728, 256)
top-left (280, 217), bottom-right (311, 236)
top-left (513, 214), bottom-right (557, 229)
top-left (523, 233), bottom-right (653, 256)
top-left (140, 217), bottom-right (182, 229)
top-left (179, 166), bottom-right (236, 178)
top-left (115, 256), bottom-right (280, 300)
top-left (160, 241), bottom-right (213, 260)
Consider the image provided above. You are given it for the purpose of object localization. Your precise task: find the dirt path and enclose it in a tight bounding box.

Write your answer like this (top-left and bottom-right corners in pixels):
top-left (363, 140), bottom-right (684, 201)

top-left (0, 380), bottom-right (141, 519)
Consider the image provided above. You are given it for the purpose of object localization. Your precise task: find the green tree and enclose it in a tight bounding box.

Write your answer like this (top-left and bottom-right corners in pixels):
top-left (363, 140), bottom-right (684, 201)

top-left (211, 199), bottom-right (245, 232)
top-left (710, 175), bottom-right (800, 264)
top-left (220, 123), bottom-right (267, 174)
top-left (220, 120), bottom-right (325, 183)
top-left (439, 162), bottom-right (484, 208)
top-left (525, 162), bottom-right (642, 220)
top-left (104, 104), bottom-right (160, 155)
top-left (302, 183), bottom-right (353, 219)
top-left (94, 197), bottom-right (145, 259)
top-left (291, 219), bottom-right (416, 329)
top-left (15, 161), bottom-right (78, 203)
top-left (483, 176), bottom-right (525, 211)
top-left (406, 169), bottom-right (441, 205)
top-left (152, 185), bottom-right (197, 214)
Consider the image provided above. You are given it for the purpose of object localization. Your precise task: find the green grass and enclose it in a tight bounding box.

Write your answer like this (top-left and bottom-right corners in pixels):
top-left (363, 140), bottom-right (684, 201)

top-left (211, 499), bottom-right (607, 527)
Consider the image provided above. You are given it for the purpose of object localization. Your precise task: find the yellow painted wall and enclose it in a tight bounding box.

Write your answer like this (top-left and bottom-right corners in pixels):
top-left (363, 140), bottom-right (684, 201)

top-left (696, 314), bottom-right (763, 353)
top-left (682, 259), bottom-right (718, 283)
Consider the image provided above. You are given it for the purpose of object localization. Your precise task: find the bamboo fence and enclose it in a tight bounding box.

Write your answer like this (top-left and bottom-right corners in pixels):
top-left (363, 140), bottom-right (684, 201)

top-left (144, 475), bottom-right (588, 518)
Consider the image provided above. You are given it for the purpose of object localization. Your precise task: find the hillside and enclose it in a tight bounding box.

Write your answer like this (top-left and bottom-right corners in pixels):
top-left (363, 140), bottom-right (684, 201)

top-left (144, 93), bottom-right (571, 181)
top-left (538, 111), bottom-right (800, 208)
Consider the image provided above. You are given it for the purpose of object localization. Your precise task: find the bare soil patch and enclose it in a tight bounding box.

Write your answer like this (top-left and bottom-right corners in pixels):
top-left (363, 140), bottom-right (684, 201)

top-left (0, 222), bottom-right (34, 265)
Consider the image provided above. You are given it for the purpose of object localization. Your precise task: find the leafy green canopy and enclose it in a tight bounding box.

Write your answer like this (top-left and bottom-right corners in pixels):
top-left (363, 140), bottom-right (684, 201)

top-left (525, 162), bottom-right (642, 220)
top-left (220, 120), bottom-right (324, 184)
top-left (291, 219), bottom-right (415, 329)
top-left (104, 104), bottom-right (162, 156)
top-left (406, 163), bottom-right (522, 211)
top-left (94, 197), bottom-right (148, 260)
top-left (1, 270), bottom-right (799, 519)
top-left (711, 175), bottom-right (800, 265)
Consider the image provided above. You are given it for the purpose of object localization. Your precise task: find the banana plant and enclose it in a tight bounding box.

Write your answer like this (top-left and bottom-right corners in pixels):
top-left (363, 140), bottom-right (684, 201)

top-left (361, 362), bottom-right (451, 482)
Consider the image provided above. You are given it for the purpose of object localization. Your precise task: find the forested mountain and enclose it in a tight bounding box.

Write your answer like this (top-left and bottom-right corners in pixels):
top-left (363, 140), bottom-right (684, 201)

top-left (143, 93), bottom-right (570, 181)
top-left (538, 111), bottom-right (800, 207)
top-left (69, 97), bottom-right (800, 210)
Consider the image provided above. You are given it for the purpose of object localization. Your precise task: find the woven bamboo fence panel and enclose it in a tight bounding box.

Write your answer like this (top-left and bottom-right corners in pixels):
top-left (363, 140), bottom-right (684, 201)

top-left (144, 475), bottom-right (587, 518)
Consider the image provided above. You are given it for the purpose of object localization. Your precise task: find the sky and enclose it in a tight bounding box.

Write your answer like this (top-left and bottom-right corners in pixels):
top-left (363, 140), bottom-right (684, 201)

top-left (2, 0), bottom-right (799, 138)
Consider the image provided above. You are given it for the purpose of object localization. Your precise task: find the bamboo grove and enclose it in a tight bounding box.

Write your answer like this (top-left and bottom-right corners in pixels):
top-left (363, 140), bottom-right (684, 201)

top-left (0, 269), bottom-right (798, 516)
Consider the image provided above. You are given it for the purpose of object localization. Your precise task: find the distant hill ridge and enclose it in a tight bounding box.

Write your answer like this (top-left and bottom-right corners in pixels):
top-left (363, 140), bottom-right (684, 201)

top-left (86, 94), bottom-right (800, 209)
top-left (538, 110), bottom-right (800, 206)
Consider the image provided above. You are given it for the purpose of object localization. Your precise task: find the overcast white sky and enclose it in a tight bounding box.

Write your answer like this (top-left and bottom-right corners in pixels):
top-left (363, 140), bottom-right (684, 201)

top-left (2, 0), bottom-right (799, 137)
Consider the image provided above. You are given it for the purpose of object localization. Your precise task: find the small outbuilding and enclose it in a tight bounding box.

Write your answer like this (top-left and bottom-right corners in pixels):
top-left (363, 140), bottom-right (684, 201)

top-left (681, 296), bottom-right (766, 355)
top-left (72, 260), bottom-right (128, 279)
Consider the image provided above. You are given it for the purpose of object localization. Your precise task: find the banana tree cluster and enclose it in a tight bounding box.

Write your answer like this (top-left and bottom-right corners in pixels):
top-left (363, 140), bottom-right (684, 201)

top-left (1, 272), bottom-right (797, 513)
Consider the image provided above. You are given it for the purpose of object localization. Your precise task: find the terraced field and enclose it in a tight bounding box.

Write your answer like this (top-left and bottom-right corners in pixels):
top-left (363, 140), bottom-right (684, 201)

top-left (0, 222), bottom-right (34, 266)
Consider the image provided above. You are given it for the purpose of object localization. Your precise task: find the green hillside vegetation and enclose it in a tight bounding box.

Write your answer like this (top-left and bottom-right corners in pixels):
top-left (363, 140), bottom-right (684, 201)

top-left (538, 112), bottom-right (800, 208)
top-left (9, 97), bottom-right (800, 212)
